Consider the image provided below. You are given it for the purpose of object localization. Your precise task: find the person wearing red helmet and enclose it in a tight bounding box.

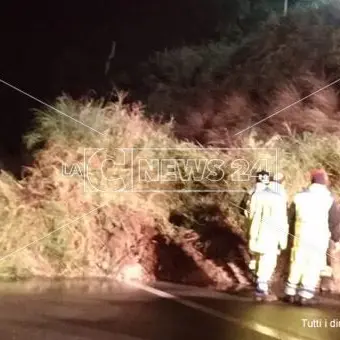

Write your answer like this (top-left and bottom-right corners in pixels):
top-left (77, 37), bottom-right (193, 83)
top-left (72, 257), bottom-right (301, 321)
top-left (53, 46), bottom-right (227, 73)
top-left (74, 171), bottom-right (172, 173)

top-left (284, 169), bottom-right (340, 305)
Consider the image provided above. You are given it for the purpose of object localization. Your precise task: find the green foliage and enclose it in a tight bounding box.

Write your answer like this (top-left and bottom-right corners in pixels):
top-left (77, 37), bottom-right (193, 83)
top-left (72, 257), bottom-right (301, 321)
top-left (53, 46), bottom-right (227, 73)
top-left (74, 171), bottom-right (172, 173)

top-left (226, 1), bottom-right (340, 94)
top-left (214, 0), bottom-right (283, 40)
top-left (140, 0), bottom-right (340, 125)
top-left (143, 43), bottom-right (235, 89)
top-left (141, 42), bottom-right (236, 114)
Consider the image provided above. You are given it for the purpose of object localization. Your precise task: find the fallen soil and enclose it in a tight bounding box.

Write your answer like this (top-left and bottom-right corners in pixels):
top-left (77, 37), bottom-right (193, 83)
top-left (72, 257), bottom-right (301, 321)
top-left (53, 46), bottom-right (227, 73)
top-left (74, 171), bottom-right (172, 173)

top-left (108, 206), bottom-right (340, 295)
top-left (109, 205), bottom-right (253, 290)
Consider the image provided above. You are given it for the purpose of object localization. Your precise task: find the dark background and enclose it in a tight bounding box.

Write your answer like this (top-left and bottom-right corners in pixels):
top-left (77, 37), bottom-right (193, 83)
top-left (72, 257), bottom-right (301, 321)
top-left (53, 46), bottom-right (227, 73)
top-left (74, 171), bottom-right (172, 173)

top-left (0, 1), bottom-right (220, 173)
top-left (0, 0), bottom-right (304, 176)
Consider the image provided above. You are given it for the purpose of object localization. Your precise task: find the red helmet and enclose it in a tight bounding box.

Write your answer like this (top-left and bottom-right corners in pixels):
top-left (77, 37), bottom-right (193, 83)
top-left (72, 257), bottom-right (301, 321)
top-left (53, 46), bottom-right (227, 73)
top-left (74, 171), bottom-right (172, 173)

top-left (310, 168), bottom-right (329, 185)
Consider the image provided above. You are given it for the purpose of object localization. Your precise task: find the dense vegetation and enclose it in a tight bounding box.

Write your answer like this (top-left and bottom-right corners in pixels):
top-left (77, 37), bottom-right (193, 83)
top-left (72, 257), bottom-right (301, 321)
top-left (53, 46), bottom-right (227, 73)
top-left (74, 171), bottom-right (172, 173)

top-left (0, 1), bottom-right (339, 287)
top-left (141, 1), bottom-right (340, 143)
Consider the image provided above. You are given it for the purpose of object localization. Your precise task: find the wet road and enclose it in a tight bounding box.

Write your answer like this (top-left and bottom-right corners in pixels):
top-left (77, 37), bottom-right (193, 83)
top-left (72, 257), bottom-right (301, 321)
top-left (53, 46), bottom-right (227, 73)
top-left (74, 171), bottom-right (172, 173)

top-left (0, 280), bottom-right (339, 340)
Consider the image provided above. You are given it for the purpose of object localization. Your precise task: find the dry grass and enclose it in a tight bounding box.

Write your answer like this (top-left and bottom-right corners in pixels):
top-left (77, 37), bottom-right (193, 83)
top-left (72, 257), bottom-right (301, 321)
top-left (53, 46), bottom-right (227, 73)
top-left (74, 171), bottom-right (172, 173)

top-left (2, 2), bottom-right (340, 284)
top-left (0, 95), bottom-right (264, 279)
top-left (141, 2), bottom-right (340, 145)
top-left (0, 91), bottom-right (340, 281)
top-left (172, 74), bottom-right (340, 146)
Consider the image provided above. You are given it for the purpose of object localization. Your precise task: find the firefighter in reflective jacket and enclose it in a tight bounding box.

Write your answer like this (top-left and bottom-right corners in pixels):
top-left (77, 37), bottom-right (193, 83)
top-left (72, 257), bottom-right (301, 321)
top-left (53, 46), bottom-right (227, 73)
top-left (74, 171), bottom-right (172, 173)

top-left (240, 170), bottom-right (270, 218)
top-left (284, 169), bottom-right (340, 305)
top-left (269, 173), bottom-right (288, 205)
top-left (240, 170), bottom-right (271, 272)
top-left (247, 182), bottom-right (289, 301)
top-left (320, 188), bottom-right (340, 292)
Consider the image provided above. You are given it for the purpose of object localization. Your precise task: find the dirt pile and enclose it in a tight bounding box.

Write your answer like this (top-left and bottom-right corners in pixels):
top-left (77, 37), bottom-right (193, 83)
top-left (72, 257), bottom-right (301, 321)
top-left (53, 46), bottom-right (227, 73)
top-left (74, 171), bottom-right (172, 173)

top-left (91, 204), bottom-right (252, 289)
top-left (31, 201), bottom-right (249, 288)
top-left (126, 210), bottom-right (340, 293)
top-left (115, 204), bottom-right (253, 289)
top-left (130, 225), bottom-right (252, 289)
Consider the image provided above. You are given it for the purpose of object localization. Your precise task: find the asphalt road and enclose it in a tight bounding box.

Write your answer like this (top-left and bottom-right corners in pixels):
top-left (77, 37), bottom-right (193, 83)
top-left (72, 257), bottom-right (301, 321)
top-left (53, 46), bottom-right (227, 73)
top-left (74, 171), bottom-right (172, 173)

top-left (0, 280), bottom-right (339, 340)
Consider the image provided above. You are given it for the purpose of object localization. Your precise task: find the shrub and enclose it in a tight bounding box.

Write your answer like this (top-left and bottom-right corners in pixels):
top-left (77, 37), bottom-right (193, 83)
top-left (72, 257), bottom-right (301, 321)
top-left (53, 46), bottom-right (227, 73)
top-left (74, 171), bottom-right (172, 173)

top-left (0, 96), bottom-right (260, 278)
top-left (140, 2), bottom-right (340, 142)
top-left (0, 95), bottom-right (340, 281)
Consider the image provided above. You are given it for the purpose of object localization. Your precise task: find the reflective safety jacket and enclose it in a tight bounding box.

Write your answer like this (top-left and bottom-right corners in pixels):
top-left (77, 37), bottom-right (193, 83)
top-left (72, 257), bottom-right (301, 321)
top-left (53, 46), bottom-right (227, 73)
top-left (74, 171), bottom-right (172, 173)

top-left (251, 182), bottom-right (268, 194)
top-left (291, 184), bottom-right (337, 256)
top-left (268, 181), bottom-right (288, 206)
top-left (240, 183), bottom-right (268, 217)
top-left (248, 187), bottom-right (289, 254)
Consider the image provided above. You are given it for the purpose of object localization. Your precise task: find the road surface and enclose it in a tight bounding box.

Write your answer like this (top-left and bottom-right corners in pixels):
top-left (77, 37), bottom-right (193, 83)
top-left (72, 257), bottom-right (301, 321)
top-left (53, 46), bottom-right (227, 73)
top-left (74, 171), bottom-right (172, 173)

top-left (0, 279), bottom-right (339, 340)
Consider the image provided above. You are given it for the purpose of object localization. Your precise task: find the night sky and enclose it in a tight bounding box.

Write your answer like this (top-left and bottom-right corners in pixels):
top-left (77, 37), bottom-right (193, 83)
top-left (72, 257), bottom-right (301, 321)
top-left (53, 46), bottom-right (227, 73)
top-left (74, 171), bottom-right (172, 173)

top-left (0, 1), bottom-right (219, 174)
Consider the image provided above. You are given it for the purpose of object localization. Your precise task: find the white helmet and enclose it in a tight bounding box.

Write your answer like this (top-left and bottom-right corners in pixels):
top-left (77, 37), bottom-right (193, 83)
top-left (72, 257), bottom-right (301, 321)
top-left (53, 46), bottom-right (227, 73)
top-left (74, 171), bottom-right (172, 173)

top-left (272, 172), bottom-right (285, 183)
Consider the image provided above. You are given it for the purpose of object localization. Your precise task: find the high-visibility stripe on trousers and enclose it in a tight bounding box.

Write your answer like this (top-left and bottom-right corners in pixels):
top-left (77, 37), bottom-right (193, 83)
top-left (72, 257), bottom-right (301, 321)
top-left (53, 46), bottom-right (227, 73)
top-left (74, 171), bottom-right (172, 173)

top-left (285, 246), bottom-right (326, 298)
